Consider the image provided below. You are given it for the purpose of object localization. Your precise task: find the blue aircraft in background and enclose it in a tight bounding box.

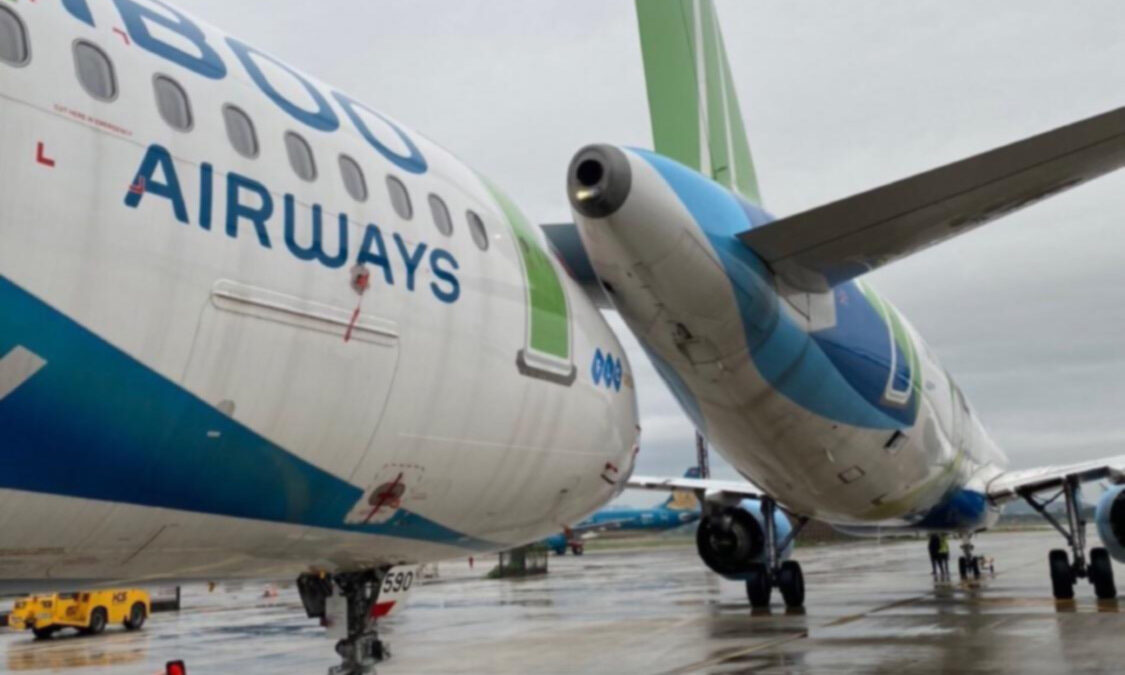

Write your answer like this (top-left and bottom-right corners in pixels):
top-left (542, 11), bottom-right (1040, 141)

top-left (544, 469), bottom-right (702, 555)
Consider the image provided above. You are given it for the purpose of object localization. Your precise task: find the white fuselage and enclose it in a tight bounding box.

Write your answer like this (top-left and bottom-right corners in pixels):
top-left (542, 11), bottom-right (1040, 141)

top-left (573, 147), bottom-right (1007, 530)
top-left (0, 0), bottom-right (638, 587)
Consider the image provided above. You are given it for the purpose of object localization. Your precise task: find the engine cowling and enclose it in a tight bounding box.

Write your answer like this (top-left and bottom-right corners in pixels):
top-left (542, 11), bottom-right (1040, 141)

top-left (695, 499), bottom-right (792, 579)
top-left (1095, 485), bottom-right (1125, 562)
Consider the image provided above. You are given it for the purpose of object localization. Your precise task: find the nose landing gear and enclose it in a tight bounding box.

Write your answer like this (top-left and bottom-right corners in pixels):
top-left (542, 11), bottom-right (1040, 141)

top-left (297, 567), bottom-right (393, 675)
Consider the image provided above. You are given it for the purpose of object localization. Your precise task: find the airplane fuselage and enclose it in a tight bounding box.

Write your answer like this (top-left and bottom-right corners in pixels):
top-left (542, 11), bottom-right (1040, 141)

top-left (573, 147), bottom-right (1008, 532)
top-left (0, 0), bottom-right (639, 587)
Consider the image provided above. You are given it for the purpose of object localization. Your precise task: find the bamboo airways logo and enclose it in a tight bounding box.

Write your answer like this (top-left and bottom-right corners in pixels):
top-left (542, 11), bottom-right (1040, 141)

top-left (125, 145), bottom-right (461, 304)
top-left (592, 349), bottom-right (623, 392)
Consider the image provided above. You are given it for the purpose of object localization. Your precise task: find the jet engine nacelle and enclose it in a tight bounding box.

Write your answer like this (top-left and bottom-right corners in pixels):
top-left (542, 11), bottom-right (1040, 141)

top-left (1095, 485), bottom-right (1125, 562)
top-left (695, 499), bottom-right (792, 579)
top-left (567, 145), bottom-right (777, 365)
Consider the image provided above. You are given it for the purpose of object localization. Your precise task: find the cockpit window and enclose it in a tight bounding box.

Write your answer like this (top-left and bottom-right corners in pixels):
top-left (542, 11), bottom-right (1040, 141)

top-left (0, 7), bottom-right (29, 66)
top-left (74, 41), bottom-right (116, 101)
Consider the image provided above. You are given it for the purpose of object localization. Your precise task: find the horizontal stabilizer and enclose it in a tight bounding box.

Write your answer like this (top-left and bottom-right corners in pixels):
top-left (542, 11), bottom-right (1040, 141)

top-left (541, 223), bottom-right (612, 308)
top-left (628, 475), bottom-right (761, 499)
top-left (739, 106), bottom-right (1125, 291)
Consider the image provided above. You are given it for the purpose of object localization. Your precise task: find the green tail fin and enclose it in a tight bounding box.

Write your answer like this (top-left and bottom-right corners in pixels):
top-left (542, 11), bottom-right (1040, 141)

top-left (636, 0), bottom-right (762, 205)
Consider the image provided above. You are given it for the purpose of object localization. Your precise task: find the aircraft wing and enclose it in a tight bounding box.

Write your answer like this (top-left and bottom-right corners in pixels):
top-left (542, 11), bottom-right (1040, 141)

top-left (985, 455), bottom-right (1125, 503)
top-left (627, 475), bottom-right (761, 499)
top-left (739, 106), bottom-right (1125, 292)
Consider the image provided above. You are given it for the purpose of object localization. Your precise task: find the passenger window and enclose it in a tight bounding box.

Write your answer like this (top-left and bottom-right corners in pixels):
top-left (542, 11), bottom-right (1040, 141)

top-left (338, 154), bottom-right (368, 202)
top-left (153, 75), bottom-right (192, 131)
top-left (223, 105), bottom-right (259, 159)
top-left (73, 41), bottom-right (116, 101)
top-left (0, 7), bottom-right (29, 66)
top-left (386, 175), bottom-right (413, 220)
top-left (285, 131), bottom-right (317, 182)
top-left (428, 194), bottom-right (453, 237)
top-left (467, 210), bottom-right (489, 251)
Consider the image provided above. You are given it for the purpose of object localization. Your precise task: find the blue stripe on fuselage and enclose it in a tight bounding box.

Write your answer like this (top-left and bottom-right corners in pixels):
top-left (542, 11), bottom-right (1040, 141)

top-left (631, 149), bottom-right (909, 430)
top-left (0, 277), bottom-right (495, 551)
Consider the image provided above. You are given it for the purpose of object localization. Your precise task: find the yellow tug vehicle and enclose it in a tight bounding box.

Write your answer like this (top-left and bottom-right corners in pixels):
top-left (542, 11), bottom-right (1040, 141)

top-left (9, 590), bottom-right (150, 639)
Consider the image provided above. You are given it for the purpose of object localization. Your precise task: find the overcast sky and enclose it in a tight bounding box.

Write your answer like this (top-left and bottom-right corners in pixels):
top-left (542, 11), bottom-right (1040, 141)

top-left (176, 0), bottom-right (1125, 505)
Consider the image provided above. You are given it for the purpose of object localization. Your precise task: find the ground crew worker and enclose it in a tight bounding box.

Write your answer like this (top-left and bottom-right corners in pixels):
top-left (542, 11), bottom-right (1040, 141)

top-left (928, 534), bottom-right (942, 578)
top-left (937, 534), bottom-right (951, 579)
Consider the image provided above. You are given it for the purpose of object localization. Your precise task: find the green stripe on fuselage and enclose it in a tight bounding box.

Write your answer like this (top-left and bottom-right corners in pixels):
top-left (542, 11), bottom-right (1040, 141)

top-left (858, 283), bottom-right (922, 413)
top-left (484, 182), bottom-right (570, 360)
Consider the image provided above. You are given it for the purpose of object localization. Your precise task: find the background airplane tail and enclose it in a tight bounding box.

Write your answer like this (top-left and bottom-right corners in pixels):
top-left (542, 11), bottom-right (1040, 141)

top-left (635, 0), bottom-right (762, 205)
top-left (661, 467), bottom-right (702, 512)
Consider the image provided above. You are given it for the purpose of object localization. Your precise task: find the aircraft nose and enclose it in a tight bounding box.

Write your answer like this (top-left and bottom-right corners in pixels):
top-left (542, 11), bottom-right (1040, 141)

top-left (567, 144), bottom-right (633, 219)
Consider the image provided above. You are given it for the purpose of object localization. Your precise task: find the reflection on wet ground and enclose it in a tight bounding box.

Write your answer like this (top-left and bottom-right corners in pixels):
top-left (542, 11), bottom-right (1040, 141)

top-left (2, 530), bottom-right (1124, 673)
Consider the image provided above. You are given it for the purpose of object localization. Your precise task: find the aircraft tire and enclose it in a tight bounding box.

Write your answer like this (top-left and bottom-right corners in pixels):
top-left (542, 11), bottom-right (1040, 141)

top-left (1049, 549), bottom-right (1074, 600)
top-left (778, 561), bottom-right (805, 608)
top-left (958, 556), bottom-right (968, 580)
top-left (745, 564), bottom-right (772, 608)
top-left (1089, 548), bottom-right (1117, 600)
top-left (970, 557), bottom-right (981, 580)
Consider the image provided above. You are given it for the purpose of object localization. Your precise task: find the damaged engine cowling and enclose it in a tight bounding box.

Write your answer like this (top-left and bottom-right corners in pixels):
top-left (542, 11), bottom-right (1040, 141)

top-left (1095, 485), bottom-right (1125, 562)
top-left (696, 499), bottom-right (793, 579)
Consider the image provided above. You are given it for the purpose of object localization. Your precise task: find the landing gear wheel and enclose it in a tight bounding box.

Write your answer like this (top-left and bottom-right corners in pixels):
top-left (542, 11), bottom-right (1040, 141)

top-left (298, 568), bottom-right (392, 675)
top-left (970, 557), bottom-right (981, 580)
top-left (745, 563), bottom-right (772, 608)
top-left (124, 602), bottom-right (146, 631)
top-left (958, 556), bottom-right (968, 580)
top-left (1089, 547), bottom-right (1117, 600)
top-left (778, 561), bottom-right (805, 608)
top-left (1049, 549), bottom-right (1075, 600)
top-left (84, 608), bottom-right (108, 635)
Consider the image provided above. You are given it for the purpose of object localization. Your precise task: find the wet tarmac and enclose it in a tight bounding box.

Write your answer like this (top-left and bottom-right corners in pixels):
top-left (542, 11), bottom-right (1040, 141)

top-left (2, 529), bottom-right (1123, 673)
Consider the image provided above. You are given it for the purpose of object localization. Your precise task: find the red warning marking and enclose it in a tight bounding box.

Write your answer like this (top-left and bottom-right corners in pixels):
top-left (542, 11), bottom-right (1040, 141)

top-left (370, 600), bottom-right (396, 619)
top-left (113, 27), bottom-right (130, 45)
top-left (344, 305), bottom-right (361, 343)
top-left (363, 472), bottom-right (404, 524)
top-left (35, 142), bottom-right (55, 167)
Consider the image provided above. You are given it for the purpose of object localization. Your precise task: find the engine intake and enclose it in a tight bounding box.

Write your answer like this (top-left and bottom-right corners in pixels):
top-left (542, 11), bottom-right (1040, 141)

top-left (695, 499), bottom-right (792, 578)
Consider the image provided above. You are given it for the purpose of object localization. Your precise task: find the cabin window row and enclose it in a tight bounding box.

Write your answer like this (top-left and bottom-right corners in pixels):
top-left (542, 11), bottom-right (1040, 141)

top-left (0, 16), bottom-right (492, 251)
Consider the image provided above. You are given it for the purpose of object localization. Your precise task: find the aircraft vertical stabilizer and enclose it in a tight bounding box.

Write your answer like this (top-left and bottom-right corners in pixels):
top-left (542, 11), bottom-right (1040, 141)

top-left (636, 0), bottom-right (762, 205)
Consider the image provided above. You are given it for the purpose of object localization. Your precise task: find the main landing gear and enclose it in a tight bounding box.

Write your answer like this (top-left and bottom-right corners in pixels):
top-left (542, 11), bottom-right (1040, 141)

top-left (745, 497), bottom-right (810, 610)
top-left (298, 567), bottom-right (392, 675)
top-left (1023, 477), bottom-right (1117, 600)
